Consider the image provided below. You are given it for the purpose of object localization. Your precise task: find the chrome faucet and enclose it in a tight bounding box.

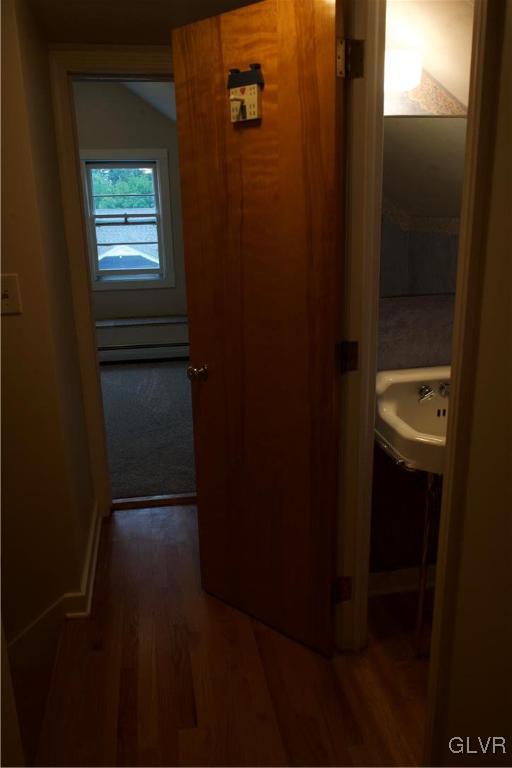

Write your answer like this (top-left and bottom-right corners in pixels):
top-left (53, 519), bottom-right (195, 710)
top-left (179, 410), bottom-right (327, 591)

top-left (418, 384), bottom-right (435, 402)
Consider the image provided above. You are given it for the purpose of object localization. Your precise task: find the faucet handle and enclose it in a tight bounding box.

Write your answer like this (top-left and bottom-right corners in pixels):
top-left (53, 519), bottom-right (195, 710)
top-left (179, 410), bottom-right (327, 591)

top-left (439, 381), bottom-right (450, 398)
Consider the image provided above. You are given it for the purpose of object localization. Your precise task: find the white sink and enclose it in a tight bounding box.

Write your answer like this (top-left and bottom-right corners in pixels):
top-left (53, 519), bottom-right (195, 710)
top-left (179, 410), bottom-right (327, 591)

top-left (375, 366), bottom-right (450, 475)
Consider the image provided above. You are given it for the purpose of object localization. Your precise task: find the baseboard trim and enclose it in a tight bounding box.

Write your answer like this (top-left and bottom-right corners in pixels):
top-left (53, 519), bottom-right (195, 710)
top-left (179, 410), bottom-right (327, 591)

top-left (111, 493), bottom-right (197, 511)
top-left (6, 597), bottom-right (64, 763)
top-left (6, 503), bottom-right (102, 758)
top-left (369, 565), bottom-right (436, 596)
top-left (62, 503), bottom-right (102, 618)
top-left (6, 597), bottom-right (64, 654)
top-left (6, 503), bottom-right (102, 654)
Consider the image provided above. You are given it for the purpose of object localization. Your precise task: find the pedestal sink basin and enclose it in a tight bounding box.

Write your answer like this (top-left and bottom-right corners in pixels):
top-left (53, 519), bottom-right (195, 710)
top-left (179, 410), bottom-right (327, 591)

top-left (375, 366), bottom-right (450, 475)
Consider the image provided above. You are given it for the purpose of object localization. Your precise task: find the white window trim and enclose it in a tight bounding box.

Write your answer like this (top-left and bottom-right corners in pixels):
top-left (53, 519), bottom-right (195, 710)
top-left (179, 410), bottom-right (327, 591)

top-left (80, 148), bottom-right (176, 291)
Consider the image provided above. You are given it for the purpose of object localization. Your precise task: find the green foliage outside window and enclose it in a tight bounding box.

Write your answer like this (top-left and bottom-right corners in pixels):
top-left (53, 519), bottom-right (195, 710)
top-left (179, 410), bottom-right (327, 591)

top-left (91, 166), bottom-right (156, 210)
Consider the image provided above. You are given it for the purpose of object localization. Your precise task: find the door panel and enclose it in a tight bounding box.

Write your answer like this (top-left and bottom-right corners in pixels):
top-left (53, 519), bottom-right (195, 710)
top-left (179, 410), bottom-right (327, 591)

top-left (173, 0), bottom-right (342, 654)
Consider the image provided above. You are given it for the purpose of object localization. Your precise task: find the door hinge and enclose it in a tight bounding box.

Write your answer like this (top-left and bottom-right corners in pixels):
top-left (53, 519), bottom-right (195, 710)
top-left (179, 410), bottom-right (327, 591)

top-left (336, 38), bottom-right (365, 79)
top-left (338, 340), bottom-right (359, 373)
top-left (333, 576), bottom-right (352, 604)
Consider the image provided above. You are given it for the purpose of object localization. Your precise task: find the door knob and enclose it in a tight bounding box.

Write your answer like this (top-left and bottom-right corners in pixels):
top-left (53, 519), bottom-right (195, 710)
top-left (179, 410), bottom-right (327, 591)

top-left (187, 364), bottom-right (208, 382)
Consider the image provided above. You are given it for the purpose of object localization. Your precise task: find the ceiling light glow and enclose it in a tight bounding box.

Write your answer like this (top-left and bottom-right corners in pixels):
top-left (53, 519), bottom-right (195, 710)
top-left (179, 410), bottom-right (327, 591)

top-left (384, 48), bottom-right (423, 93)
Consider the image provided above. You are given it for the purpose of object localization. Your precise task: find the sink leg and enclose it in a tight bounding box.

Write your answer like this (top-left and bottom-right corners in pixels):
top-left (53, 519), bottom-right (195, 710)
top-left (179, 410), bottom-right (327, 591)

top-left (415, 472), bottom-right (435, 656)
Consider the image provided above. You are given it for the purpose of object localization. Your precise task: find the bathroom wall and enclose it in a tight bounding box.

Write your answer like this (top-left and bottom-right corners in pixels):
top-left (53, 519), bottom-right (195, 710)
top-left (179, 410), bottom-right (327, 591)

top-left (380, 214), bottom-right (458, 297)
top-left (378, 117), bottom-right (466, 370)
top-left (378, 294), bottom-right (455, 371)
top-left (373, 117), bottom-right (465, 579)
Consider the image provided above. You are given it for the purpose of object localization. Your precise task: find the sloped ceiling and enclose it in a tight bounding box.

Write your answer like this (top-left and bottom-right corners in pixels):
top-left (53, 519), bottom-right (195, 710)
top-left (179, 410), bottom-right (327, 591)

top-left (384, 1), bottom-right (473, 222)
top-left (386, 0), bottom-right (474, 106)
top-left (125, 82), bottom-right (176, 122)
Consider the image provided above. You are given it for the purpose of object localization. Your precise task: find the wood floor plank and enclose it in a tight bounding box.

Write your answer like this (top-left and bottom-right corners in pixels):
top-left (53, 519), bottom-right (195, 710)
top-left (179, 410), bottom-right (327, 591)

top-left (334, 594), bottom-right (429, 767)
top-left (36, 507), bottom-right (428, 767)
top-left (254, 621), bottom-right (355, 766)
top-left (178, 726), bottom-right (212, 767)
top-left (36, 518), bottom-right (124, 767)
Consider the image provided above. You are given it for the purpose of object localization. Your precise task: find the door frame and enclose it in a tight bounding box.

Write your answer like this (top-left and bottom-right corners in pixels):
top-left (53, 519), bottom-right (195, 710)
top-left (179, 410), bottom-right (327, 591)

top-left (338, 0), bottom-right (503, 745)
top-left (423, 1), bottom-right (508, 761)
top-left (50, 0), bottom-right (496, 661)
top-left (49, 45), bottom-right (175, 515)
top-left (335, 0), bottom-right (386, 652)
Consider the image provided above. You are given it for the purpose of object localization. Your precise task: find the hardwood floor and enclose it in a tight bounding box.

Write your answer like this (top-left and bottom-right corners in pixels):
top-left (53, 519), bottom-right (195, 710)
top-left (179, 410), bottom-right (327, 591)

top-left (36, 507), bottom-right (429, 767)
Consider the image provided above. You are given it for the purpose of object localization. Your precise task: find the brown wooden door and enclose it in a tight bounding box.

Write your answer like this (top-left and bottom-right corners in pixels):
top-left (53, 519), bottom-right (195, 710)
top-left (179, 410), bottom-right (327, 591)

top-left (173, 0), bottom-right (343, 654)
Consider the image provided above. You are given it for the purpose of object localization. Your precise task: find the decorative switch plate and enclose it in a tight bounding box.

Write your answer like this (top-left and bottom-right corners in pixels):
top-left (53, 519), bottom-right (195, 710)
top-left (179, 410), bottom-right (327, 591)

top-left (229, 83), bottom-right (262, 122)
top-left (227, 64), bottom-right (264, 123)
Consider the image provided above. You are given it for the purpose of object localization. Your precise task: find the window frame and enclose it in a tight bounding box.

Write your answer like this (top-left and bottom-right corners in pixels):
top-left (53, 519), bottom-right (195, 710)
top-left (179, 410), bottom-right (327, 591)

top-left (80, 148), bottom-right (176, 290)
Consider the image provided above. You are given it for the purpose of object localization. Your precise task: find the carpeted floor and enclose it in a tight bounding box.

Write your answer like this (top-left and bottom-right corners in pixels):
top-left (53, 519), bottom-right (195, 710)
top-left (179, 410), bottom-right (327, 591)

top-left (100, 361), bottom-right (196, 499)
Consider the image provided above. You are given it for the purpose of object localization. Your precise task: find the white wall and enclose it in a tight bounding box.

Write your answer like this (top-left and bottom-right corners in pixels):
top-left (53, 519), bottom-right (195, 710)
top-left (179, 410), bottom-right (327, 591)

top-left (72, 80), bottom-right (187, 321)
top-left (2, 0), bottom-right (97, 757)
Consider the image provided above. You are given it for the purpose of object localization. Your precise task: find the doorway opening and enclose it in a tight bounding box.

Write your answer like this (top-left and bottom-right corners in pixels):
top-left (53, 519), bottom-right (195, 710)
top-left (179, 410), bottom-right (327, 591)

top-left (71, 77), bottom-right (196, 503)
top-left (368, 0), bottom-right (474, 660)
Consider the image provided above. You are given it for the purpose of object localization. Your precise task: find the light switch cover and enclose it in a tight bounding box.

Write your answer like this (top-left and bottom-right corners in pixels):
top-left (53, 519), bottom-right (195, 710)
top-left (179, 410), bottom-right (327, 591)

top-left (1, 274), bottom-right (23, 315)
top-left (229, 84), bottom-right (262, 123)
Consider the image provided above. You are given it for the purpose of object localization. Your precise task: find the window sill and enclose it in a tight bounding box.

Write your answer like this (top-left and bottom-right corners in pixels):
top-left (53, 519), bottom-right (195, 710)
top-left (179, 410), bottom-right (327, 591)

top-left (91, 274), bottom-right (176, 291)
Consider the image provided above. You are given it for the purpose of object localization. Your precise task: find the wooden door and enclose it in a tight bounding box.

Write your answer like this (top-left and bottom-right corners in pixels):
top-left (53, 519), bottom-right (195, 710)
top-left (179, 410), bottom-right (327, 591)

top-left (173, 0), bottom-right (343, 654)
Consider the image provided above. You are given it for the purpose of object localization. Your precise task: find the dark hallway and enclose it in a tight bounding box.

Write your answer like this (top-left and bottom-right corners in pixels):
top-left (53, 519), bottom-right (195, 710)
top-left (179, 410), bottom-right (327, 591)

top-left (36, 507), bottom-right (428, 767)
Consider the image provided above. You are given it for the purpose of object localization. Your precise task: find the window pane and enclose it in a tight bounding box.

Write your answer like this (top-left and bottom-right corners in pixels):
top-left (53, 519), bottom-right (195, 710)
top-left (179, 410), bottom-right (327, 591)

top-left (93, 199), bottom-right (156, 214)
top-left (95, 222), bottom-right (158, 246)
top-left (95, 221), bottom-right (160, 272)
top-left (86, 163), bottom-right (168, 279)
top-left (97, 243), bottom-right (160, 272)
top-left (90, 166), bottom-right (157, 211)
top-left (95, 214), bottom-right (156, 225)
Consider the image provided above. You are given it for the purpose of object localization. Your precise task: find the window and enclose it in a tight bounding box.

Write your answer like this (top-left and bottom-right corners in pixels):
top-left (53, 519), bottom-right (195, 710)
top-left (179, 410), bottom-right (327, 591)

top-left (80, 149), bottom-right (175, 289)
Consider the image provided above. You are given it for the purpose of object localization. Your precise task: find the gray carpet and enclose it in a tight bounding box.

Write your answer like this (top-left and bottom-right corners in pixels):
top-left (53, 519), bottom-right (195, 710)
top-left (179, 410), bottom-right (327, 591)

top-left (100, 361), bottom-right (196, 499)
